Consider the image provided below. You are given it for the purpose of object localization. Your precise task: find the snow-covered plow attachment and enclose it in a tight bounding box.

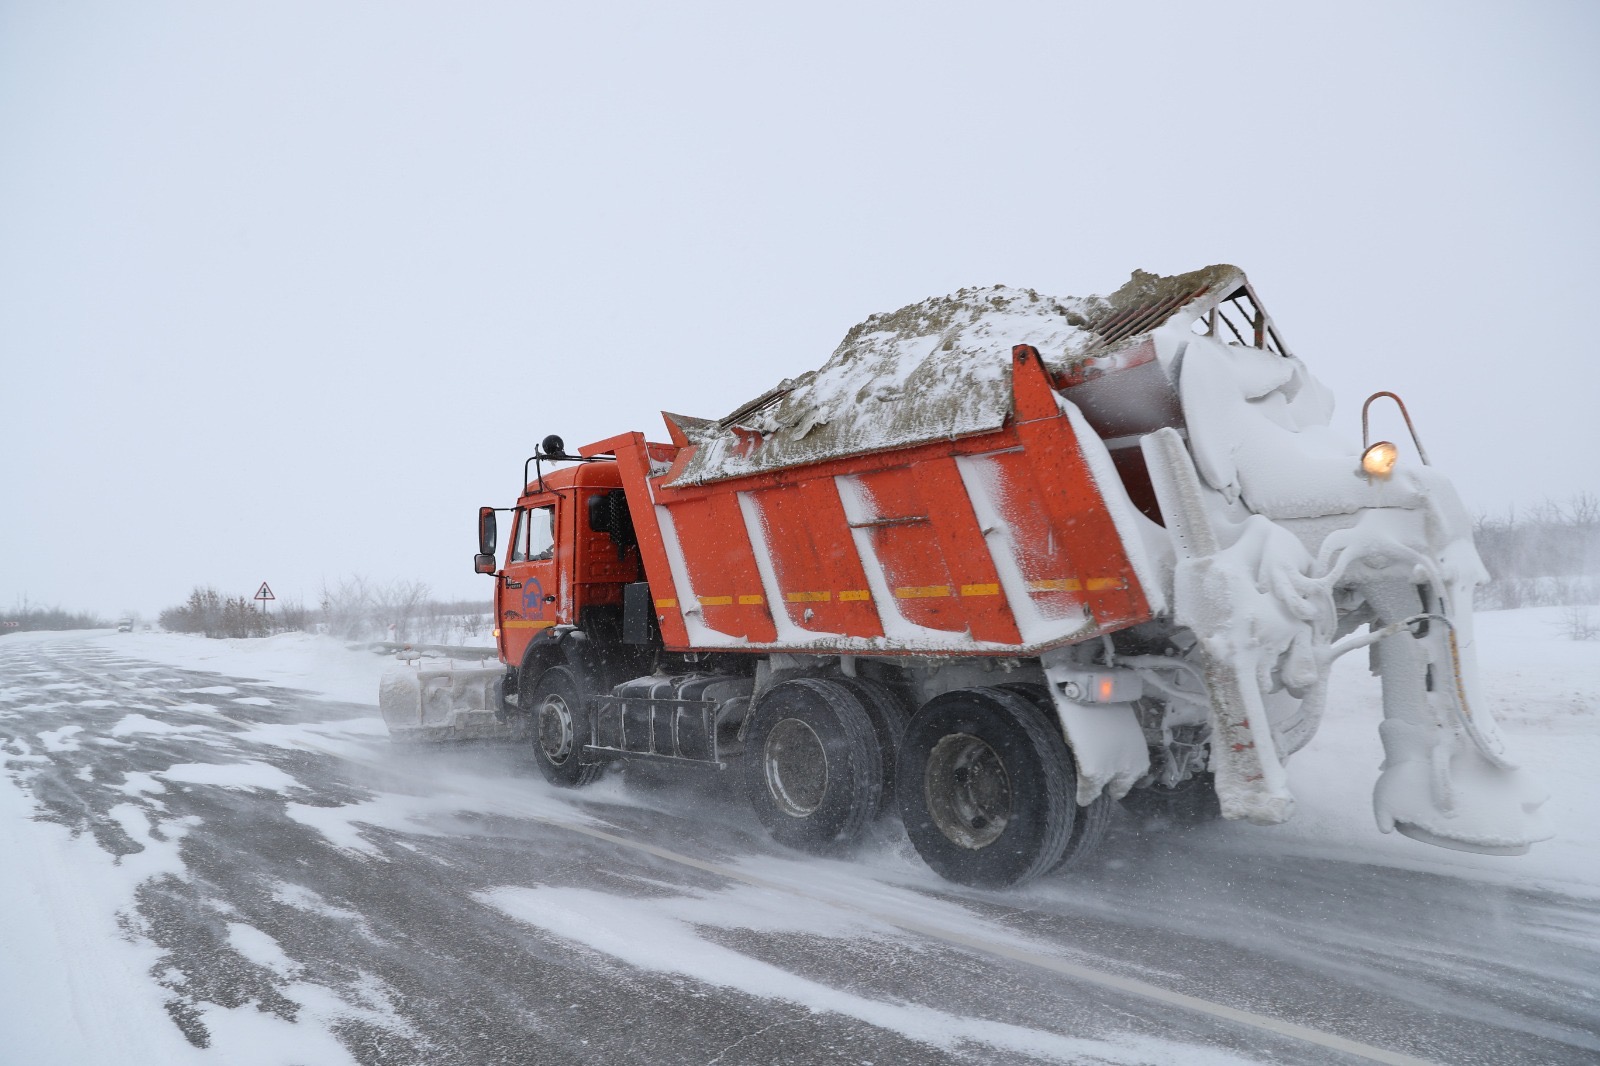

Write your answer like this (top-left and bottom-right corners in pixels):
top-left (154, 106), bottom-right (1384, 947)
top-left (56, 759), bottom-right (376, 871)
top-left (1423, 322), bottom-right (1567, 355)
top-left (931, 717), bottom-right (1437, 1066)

top-left (378, 652), bottom-right (516, 742)
top-left (1135, 280), bottom-right (1547, 854)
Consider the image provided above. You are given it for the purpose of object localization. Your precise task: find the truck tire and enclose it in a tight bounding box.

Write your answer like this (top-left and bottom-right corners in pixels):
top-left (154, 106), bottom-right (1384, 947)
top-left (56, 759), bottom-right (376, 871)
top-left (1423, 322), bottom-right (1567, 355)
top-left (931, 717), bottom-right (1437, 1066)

top-left (832, 676), bottom-right (910, 818)
top-left (526, 666), bottom-right (603, 788)
top-left (744, 678), bottom-right (882, 853)
top-left (897, 686), bottom-right (1076, 888)
top-left (999, 683), bottom-right (1115, 870)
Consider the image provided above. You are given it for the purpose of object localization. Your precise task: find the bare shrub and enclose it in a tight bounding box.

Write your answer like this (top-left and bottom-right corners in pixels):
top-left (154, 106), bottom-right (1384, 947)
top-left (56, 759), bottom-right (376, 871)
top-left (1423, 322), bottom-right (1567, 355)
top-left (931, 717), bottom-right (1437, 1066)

top-left (1561, 607), bottom-right (1599, 642)
top-left (1476, 495), bottom-right (1600, 609)
top-left (160, 586), bottom-right (267, 638)
top-left (319, 576), bottom-right (376, 641)
top-left (2, 595), bottom-right (107, 633)
top-left (319, 576), bottom-right (451, 643)
top-left (371, 579), bottom-right (431, 643)
top-left (273, 598), bottom-right (310, 633)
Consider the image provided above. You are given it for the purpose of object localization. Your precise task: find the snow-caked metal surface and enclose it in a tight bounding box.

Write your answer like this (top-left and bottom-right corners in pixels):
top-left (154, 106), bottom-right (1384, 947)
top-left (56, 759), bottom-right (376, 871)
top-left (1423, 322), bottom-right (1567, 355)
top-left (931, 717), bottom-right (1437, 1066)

top-left (1136, 300), bottom-right (1548, 854)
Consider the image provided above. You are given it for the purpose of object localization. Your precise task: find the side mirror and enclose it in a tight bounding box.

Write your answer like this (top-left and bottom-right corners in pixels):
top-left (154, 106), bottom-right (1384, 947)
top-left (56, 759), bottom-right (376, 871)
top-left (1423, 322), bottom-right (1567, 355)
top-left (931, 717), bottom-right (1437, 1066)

top-left (474, 553), bottom-right (496, 575)
top-left (478, 506), bottom-right (498, 556)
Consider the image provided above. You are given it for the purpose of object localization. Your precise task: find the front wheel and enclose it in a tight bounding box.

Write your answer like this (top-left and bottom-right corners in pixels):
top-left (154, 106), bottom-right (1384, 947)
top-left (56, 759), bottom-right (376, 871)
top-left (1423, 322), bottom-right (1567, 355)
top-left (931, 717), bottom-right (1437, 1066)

top-left (897, 687), bottom-right (1078, 888)
top-left (525, 666), bottom-right (602, 787)
top-left (999, 683), bottom-right (1113, 870)
top-left (743, 678), bottom-right (882, 853)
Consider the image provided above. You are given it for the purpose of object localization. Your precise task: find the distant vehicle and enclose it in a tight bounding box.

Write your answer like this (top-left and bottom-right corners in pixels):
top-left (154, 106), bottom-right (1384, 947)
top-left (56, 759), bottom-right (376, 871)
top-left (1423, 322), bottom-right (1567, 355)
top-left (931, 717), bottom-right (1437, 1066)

top-left (117, 619), bottom-right (134, 633)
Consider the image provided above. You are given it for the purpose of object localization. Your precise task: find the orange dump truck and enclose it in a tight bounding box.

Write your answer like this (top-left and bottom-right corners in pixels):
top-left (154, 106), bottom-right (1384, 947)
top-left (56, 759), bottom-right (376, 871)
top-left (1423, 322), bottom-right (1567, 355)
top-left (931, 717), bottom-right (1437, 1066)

top-left (381, 265), bottom-right (1544, 887)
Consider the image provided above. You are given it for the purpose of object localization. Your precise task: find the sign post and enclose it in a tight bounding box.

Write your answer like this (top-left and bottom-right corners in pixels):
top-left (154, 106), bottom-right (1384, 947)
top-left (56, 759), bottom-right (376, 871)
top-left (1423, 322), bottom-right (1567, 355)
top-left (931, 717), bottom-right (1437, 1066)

top-left (254, 582), bottom-right (275, 622)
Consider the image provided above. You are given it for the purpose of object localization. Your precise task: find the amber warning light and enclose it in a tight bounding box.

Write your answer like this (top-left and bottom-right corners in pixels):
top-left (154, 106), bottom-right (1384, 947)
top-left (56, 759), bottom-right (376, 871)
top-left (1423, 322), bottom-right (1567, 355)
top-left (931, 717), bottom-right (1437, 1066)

top-left (1055, 670), bottom-right (1142, 704)
top-left (1362, 441), bottom-right (1399, 479)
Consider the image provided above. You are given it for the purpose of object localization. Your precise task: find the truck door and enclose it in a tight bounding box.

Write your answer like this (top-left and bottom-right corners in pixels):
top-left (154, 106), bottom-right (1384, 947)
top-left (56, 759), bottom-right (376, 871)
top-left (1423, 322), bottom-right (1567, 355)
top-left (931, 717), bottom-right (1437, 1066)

top-left (501, 501), bottom-right (560, 668)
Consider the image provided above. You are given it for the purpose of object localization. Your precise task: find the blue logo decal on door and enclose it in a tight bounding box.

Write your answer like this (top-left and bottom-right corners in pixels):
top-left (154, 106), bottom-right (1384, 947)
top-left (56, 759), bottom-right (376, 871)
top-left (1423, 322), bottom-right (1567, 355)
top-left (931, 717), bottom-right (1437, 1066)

top-left (520, 579), bottom-right (546, 618)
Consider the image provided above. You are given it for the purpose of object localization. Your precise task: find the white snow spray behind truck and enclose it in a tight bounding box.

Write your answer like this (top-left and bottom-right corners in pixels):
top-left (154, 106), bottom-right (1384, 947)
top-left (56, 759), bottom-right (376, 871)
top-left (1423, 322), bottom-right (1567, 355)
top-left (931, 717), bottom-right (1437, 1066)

top-left (382, 265), bottom-right (1547, 887)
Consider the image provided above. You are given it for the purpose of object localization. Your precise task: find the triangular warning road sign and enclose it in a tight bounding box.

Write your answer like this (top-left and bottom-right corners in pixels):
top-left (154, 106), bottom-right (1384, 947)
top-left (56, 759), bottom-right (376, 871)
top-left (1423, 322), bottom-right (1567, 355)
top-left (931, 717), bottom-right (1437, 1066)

top-left (255, 582), bottom-right (275, 600)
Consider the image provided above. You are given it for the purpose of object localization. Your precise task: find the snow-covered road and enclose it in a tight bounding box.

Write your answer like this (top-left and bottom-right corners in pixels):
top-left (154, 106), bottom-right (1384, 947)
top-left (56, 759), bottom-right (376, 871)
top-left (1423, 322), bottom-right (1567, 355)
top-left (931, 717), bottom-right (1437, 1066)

top-left (2, 621), bottom-right (1597, 1065)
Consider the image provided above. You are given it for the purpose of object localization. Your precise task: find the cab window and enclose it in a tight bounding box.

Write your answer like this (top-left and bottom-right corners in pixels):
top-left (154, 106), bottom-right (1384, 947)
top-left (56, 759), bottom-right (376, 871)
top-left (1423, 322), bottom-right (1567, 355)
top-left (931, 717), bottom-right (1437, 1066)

top-left (511, 505), bottom-right (555, 562)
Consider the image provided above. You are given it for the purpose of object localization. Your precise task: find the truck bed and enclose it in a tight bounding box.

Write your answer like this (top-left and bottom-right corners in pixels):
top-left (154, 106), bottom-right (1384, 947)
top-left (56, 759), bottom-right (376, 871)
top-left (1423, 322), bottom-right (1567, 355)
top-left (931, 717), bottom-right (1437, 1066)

top-left (584, 345), bottom-right (1161, 657)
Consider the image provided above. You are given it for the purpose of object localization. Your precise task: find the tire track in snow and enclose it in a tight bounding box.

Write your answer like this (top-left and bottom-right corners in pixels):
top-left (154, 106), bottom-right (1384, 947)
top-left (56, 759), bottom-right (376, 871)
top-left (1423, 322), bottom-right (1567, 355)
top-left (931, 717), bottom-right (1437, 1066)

top-left (270, 731), bottom-right (1440, 1066)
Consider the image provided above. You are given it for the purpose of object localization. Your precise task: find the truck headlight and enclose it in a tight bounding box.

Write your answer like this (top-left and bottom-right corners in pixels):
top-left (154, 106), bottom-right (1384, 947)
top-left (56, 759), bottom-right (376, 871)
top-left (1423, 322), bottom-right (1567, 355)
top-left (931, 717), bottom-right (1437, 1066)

top-left (1362, 441), bottom-right (1398, 478)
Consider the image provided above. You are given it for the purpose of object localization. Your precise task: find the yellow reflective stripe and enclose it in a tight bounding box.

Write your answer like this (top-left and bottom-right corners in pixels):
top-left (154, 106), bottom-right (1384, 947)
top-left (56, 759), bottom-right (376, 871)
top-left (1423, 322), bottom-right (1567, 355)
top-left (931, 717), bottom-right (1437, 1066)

top-left (698, 596), bottom-right (733, 606)
top-left (959, 583), bottom-right (1000, 597)
top-left (895, 585), bottom-right (951, 599)
top-left (1026, 577), bottom-right (1126, 593)
top-left (737, 595), bottom-right (765, 605)
top-left (838, 590), bottom-right (870, 601)
top-left (785, 591), bottom-right (831, 603)
top-left (503, 620), bottom-right (557, 629)
top-left (654, 598), bottom-right (677, 609)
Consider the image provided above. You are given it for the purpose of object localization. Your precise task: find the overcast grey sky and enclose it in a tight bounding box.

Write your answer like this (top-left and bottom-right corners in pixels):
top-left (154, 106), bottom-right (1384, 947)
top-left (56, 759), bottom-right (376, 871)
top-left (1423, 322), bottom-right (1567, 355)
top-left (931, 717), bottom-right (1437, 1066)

top-left (2, 1), bottom-right (1596, 619)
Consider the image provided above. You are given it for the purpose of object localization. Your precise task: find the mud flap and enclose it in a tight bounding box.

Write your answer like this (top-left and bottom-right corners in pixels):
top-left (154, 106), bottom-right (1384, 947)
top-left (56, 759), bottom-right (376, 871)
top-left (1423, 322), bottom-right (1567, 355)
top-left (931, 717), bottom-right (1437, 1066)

top-left (1142, 427), bottom-right (1295, 824)
top-left (1039, 651), bottom-right (1150, 806)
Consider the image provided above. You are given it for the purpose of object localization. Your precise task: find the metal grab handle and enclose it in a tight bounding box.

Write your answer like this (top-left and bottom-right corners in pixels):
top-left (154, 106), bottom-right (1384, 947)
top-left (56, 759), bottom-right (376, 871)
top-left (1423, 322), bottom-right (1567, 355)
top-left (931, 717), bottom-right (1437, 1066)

top-left (1362, 391), bottom-right (1431, 466)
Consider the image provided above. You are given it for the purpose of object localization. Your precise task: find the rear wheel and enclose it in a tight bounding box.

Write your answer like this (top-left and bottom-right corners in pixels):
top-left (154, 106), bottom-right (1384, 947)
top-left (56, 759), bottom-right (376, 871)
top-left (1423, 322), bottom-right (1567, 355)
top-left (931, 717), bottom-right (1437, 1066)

top-left (526, 666), bottom-right (602, 787)
top-left (744, 678), bottom-right (882, 853)
top-left (898, 687), bottom-right (1077, 888)
top-left (833, 676), bottom-right (910, 818)
top-left (1000, 683), bottom-right (1114, 869)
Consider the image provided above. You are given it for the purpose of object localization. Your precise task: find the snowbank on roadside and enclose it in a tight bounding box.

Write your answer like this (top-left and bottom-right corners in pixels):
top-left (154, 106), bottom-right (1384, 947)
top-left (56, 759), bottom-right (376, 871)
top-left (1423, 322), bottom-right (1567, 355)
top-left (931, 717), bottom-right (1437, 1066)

top-left (81, 628), bottom-right (426, 706)
top-left (0, 720), bottom-right (365, 1066)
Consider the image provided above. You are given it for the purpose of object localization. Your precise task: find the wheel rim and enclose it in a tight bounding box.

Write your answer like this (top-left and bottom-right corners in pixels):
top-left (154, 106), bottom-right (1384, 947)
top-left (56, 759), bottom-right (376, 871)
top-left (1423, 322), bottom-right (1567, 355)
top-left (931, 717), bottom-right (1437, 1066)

top-left (924, 732), bottom-right (1011, 849)
top-left (763, 717), bottom-right (828, 817)
top-left (538, 693), bottom-right (575, 765)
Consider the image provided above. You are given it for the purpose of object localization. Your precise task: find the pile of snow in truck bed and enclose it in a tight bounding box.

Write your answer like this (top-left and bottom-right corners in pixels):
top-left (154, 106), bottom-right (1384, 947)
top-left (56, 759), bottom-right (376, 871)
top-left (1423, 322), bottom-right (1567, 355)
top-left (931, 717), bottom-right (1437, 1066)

top-left (671, 269), bottom-right (1235, 485)
top-left (673, 285), bottom-right (1089, 484)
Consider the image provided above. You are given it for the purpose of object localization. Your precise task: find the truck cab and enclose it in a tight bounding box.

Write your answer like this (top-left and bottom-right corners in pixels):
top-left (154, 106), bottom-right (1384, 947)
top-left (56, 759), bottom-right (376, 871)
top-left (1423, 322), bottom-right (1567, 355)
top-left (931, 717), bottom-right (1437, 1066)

top-left (487, 460), bottom-right (644, 676)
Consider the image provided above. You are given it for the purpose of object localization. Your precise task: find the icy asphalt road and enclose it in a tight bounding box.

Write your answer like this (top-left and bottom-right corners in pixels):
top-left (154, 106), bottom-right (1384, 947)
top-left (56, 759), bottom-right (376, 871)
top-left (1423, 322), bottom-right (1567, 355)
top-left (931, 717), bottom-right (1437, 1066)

top-left (2, 635), bottom-right (1597, 1066)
